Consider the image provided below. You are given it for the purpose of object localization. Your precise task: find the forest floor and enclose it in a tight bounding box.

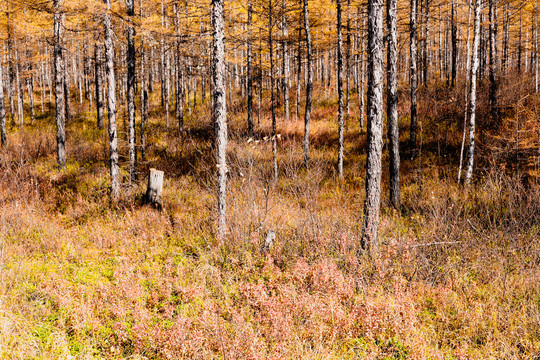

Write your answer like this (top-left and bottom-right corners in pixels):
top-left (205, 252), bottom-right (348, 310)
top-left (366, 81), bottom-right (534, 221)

top-left (1, 80), bottom-right (540, 359)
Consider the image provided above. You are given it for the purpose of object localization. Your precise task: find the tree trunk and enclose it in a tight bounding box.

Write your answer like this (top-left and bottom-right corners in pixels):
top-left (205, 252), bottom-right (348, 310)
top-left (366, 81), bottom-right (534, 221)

top-left (15, 48), bottom-right (24, 124)
top-left (409, 0), bottom-right (418, 150)
top-left (458, 0), bottom-right (473, 183)
top-left (104, 0), bottom-right (120, 201)
top-left (531, 0), bottom-right (539, 93)
top-left (303, 0), bottom-right (313, 168)
top-left (95, 44), bottom-right (104, 129)
top-left (212, 0), bottom-right (228, 239)
top-left (337, 0), bottom-right (345, 179)
top-left (464, 0), bottom-right (481, 185)
top-left (126, 0), bottom-right (136, 182)
top-left (360, 0), bottom-right (384, 254)
top-left (296, 25), bottom-right (302, 123)
top-left (360, 17), bottom-right (366, 131)
top-left (282, 0), bottom-right (290, 123)
top-left (451, 0), bottom-right (457, 87)
top-left (54, 0), bottom-right (66, 170)
top-left (345, 0), bottom-right (351, 121)
top-left (140, 39), bottom-right (148, 161)
top-left (502, 4), bottom-right (509, 73)
top-left (6, 9), bottom-right (16, 125)
top-left (518, 8), bottom-right (522, 74)
top-left (27, 76), bottom-right (35, 123)
top-left (174, 2), bottom-right (184, 135)
top-left (387, 0), bottom-right (400, 209)
top-left (247, 1), bottom-right (254, 136)
top-left (0, 65), bottom-right (6, 146)
top-left (269, 2), bottom-right (278, 180)
top-left (423, 0), bottom-right (430, 86)
top-left (489, 0), bottom-right (498, 121)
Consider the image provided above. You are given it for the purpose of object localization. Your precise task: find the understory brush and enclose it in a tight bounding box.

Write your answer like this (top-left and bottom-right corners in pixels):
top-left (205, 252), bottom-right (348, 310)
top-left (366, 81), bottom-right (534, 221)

top-left (0, 94), bottom-right (539, 359)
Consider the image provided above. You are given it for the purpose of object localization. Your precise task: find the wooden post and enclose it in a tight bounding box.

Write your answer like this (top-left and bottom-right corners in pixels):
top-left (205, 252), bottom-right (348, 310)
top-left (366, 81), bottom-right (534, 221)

top-left (146, 168), bottom-right (164, 209)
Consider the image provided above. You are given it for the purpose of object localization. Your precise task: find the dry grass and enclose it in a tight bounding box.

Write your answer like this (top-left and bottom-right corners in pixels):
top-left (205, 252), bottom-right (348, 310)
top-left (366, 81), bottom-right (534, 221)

top-left (0, 84), bottom-right (540, 359)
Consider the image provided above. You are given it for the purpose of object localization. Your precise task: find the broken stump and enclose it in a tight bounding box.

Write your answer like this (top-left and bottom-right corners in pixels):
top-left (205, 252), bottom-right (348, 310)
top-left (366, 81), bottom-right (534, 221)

top-left (146, 168), bottom-right (164, 209)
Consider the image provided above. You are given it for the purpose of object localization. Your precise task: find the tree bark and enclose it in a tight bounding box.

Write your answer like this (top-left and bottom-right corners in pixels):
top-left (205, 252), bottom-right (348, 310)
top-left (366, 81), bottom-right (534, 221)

top-left (303, 0), bottom-right (313, 168)
top-left (409, 0), bottom-right (418, 150)
top-left (337, 0), bottom-right (345, 179)
top-left (464, 0), bottom-right (481, 185)
top-left (360, 0), bottom-right (384, 254)
top-left (269, 1), bottom-right (278, 180)
top-left (359, 16), bottom-right (366, 131)
top-left (0, 65), bottom-right (6, 146)
top-left (126, 0), bottom-right (136, 182)
top-left (54, 0), bottom-right (66, 170)
top-left (6, 9), bottom-right (16, 125)
top-left (489, 0), bottom-right (498, 121)
top-left (141, 40), bottom-right (148, 161)
top-left (212, 0), bottom-right (228, 239)
top-left (451, 0), bottom-right (457, 87)
top-left (423, 0), bottom-right (430, 86)
top-left (458, 0), bottom-right (473, 183)
top-left (104, 0), bottom-right (120, 201)
top-left (387, 0), bottom-right (400, 209)
top-left (94, 44), bottom-right (104, 129)
top-left (247, 1), bottom-right (254, 136)
top-left (282, 0), bottom-right (290, 123)
top-left (174, 1), bottom-right (184, 135)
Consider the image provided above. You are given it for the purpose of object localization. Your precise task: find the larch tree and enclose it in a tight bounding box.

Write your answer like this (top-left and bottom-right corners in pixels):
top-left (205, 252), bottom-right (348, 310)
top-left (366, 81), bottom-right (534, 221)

top-left (103, 0), bottom-right (119, 201)
top-left (282, 0), bottom-right (290, 123)
top-left (409, 0), bottom-right (418, 151)
top-left (303, 0), bottom-right (313, 168)
top-left (489, 0), bottom-right (498, 122)
top-left (212, 0), bottom-right (228, 239)
top-left (269, 0), bottom-right (278, 180)
top-left (464, 0), bottom-right (482, 185)
top-left (126, 0), bottom-right (136, 182)
top-left (94, 44), bottom-right (103, 130)
top-left (54, 0), bottom-right (66, 170)
top-left (247, 1), bottom-right (254, 137)
top-left (458, 0), bottom-right (473, 183)
top-left (387, 0), bottom-right (400, 209)
top-left (360, 0), bottom-right (384, 254)
top-left (0, 64), bottom-right (6, 146)
top-left (451, 0), bottom-right (457, 87)
top-left (337, 0), bottom-right (344, 179)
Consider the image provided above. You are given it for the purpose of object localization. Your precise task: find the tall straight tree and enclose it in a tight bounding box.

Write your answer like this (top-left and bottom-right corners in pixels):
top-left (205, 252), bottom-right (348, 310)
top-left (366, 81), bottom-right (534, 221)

top-left (212, 0), bottom-right (228, 239)
top-left (54, 0), bottom-right (66, 170)
top-left (337, 0), bottom-right (344, 178)
top-left (6, 9), bottom-right (15, 125)
top-left (94, 44), bottom-right (103, 129)
top-left (409, 0), bottom-right (418, 151)
top-left (0, 65), bottom-right (6, 146)
top-left (247, 1), bottom-right (254, 137)
top-left (174, 1), bottom-right (184, 135)
top-left (360, 0), bottom-right (384, 254)
top-left (451, 0), bottom-right (457, 87)
top-left (464, 0), bottom-right (481, 185)
top-left (489, 0), bottom-right (498, 122)
top-left (303, 0), bottom-right (313, 168)
top-left (458, 0), bottom-right (473, 183)
top-left (387, 0), bottom-right (400, 209)
top-left (269, 1), bottom-right (278, 180)
top-left (126, 0), bottom-right (136, 182)
top-left (282, 0), bottom-right (290, 123)
top-left (104, 0), bottom-right (120, 201)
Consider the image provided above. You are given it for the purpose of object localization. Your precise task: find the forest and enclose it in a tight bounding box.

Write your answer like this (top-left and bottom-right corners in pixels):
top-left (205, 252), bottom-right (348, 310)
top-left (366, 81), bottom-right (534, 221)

top-left (1, 0), bottom-right (540, 358)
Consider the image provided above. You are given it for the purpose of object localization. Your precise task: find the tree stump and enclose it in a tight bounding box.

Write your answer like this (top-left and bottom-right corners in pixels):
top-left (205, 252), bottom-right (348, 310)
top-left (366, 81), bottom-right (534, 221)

top-left (261, 230), bottom-right (276, 254)
top-left (146, 168), bottom-right (164, 210)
